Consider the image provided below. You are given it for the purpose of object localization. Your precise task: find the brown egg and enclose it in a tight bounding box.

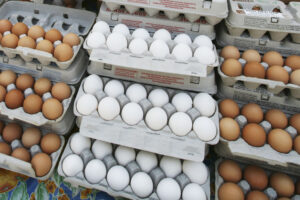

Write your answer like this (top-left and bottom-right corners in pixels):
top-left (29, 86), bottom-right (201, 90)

top-left (268, 129), bottom-right (293, 153)
top-left (265, 109), bottom-right (288, 129)
top-left (45, 29), bottom-right (62, 43)
top-left (31, 152), bottom-right (52, 177)
top-left (290, 113), bottom-right (300, 133)
top-left (220, 118), bottom-right (240, 141)
top-left (218, 159), bottom-right (242, 183)
top-left (218, 182), bottom-right (244, 200)
top-left (243, 61), bottom-right (265, 78)
top-left (266, 65), bottom-right (289, 84)
top-left (285, 55), bottom-right (300, 71)
top-left (294, 135), bottom-right (300, 154)
top-left (242, 49), bottom-right (261, 63)
top-left (1, 33), bottom-right (18, 48)
top-left (270, 173), bottom-right (295, 197)
top-left (5, 89), bottom-right (24, 109)
top-left (16, 74), bottom-right (34, 91)
top-left (290, 69), bottom-right (300, 86)
top-left (40, 133), bottom-right (61, 154)
top-left (246, 191), bottom-right (268, 200)
top-left (36, 39), bottom-right (54, 54)
top-left (0, 85), bottom-right (6, 102)
top-left (12, 22), bottom-right (28, 36)
top-left (51, 82), bottom-right (71, 101)
top-left (221, 58), bottom-right (242, 77)
top-left (0, 121), bottom-right (4, 134)
top-left (242, 123), bottom-right (266, 147)
top-left (54, 43), bottom-right (73, 62)
top-left (42, 98), bottom-right (63, 120)
top-left (244, 165), bottom-right (268, 190)
top-left (0, 142), bottom-right (11, 155)
top-left (2, 123), bottom-right (22, 143)
top-left (21, 127), bottom-right (41, 148)
top-left (241, 103), bottom-right (264, 123)
top-left (28, 25), bottom-right (45, 40)
top-left (63, 33), bottom-right (80, 46)
top-left (11, 147), bottom-right (31, 162)
top-left (219, 99), bottom-right (240, 118)
top-left (34, 77), bottom-right (52, 96)
top-left (23, 94), bottom-right (43, 114)
top-left (263, 51), bottom-right (284, 66)
top-left (0, 70), bottom-right (17, 87)
top-left (220, 46), bottom-right (240, 59)
top-left (18, 36), bottom-right (36, 49)
top-left (296, 180), bottom-right (300, 194)
top-left (0, 19), bottom-right (12, 33)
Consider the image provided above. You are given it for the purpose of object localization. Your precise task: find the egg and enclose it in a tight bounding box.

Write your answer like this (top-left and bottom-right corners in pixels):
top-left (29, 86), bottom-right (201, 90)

top-left (92, 21), bottom-right (111, 35)
top-left (106, 32), bottom-right (127, 52)
top-left (244, 165), bottom-right (268, 190)
top-left (148, 88), bottom-right (169, 107)
top-left (132, 28), bottom-right (150, 40)
top-left (242, 123), bottom-right (266, 147)
top-left (107, 165), bottom-right (130, 191)
top-left (242, 49), bottom-right (261, 62)
top-left (62, 154), bottom-right (83, 176)
top-left (220, 46), bottom-right (240, 59)
top-left (76, 94), bottom-right (98, 115)
top-left (193, 93), bottom-right (216, 117)
top-left (156, 178), bottom-right (181, 200)
top-left (31, 152), bottom-right (52, 177)
top-left (262, 51), bottom-right (284, 66)
top-left (268, 129), bottom-right (292, 153)
top-left (131, 172), bottom-right (153, 198)
top-left (5, 89), bottom-right (24, 109)
top-left (98, 97), bottom-right (120, 120)
top-left (0, 19), bottom-right (12, 33)
top-left (34, 78), bottom-right (52, 96)
top-left (16, 74), bottom-right (34, 91)
top-left (112, 24), bottom-right (130, 36)
top-left (136, 151), bottom-right (158, 173)
top-left (51, 82), bottom-right (71, 101)
top-left (266, 65), bottom-right (289, 84)
top-left (194, 46), bottom-right (215, 65)
top-left (290, 69), bottom-right (300, 86)
top-left (220, 118), bottom-right (240, 141)
top-left (121, 102), bottom-right (143, 125)
top-left (0, 85), bottom-right (6, 102)
top-left (87, 32), bottom-right (106, 49)
top-left (243, 61), bottom-right (265, 78)
top-left (126, 83), bottom-right (147, 103)
top-left (42, 98), bottom-right (63, 120)
top-left (40, 133), bottom-right (61, 154)
top-left (221, 58), bottom-right (242, 77)
top-left (145, 107), bottom-right (168, 131)
top-left (219, 99), bottom-right (240, 118)
top-left (172, 93), bottom-right (192, 112)
top-left (1, 33), bottom-right (18, 48)
top-left (150, 40), bottom-right (170, 59)
top-left (193, 117), bottom-right (217, 141)
top-left (21, 127), bottom-right (41, 148)
top-left (36, 39), bottom-right (54, 54)
top-left (18, 36), bottom-right (36, 49)
top-left (241, 103), bottom-right (263, 123)
top-left (54, 43), bottom-right (73, 62)
top-left (45, 29), bottom-right (62, 43)
top-left (70, 133), bottom-right (91, 154)
top-left (0, 70), bottom-right (17, 87)
top-left (129, 38), bottom-right (148, 55)
top-left (183, 160), bottom-right (208, 184)
top-left (28, 25), bottom-right (45, 40)
top-left (84, 159), bottom-right (107, 184)
top-left (174, 33), bottom-right (192, 45)
top-left (92, 140), bottom-right (112, 159)
top-left (218, 159), bottom-right (242, 183)
top-left (270, 173), bottom-right (295, 197)
top-left (265, 109), bottom-right (288, 129)
top-left (172, 43), bottom-right (192, 62)
top-left (114, 146), bottom-right (136, 166)
top-left (169, 112), bottom-right (192, 136)
top-left (11, 147), bottom-right (30, 162)
top-left (285, 55), bottom-right (300, 71)
top-left (104, 79), bottom-right (124, 98)
top-left (63, 33), bottom-right (80, 46)
top-left (23, 94), bottom-right (43, 114)
top-left (218, 182), bottom-right (244, 200)
top-left (83, 74), bottom-right (103, 94)
top-left (290, 113), bottom-right (300, 133)
top-left (0, 142), bottom-right (11, 155)
top-left (246, 191), bottom-right (268, 200)
top-left (153, 29), bottom-right (171, 42)
top-left (193, 35), bottom-right (213, 49)
top-left (160, 156), bottom-right (182, 178)
top-left (182, 183), bottom-right (207, 200)
top-left (2, 123), bottom-right (22, 143)
top-left (294, 135), bottom-right (300, 154)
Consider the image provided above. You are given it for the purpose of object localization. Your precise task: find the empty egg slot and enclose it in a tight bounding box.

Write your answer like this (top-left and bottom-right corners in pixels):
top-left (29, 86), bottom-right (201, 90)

top-left (78, 25), bottom-right (85, 33)
top-left (63, 14), bottom-right (69, 19)
top-left (62, 22), bottom-right (71, 30)
top-left (31, 17), bottom-right (39, 25)
top-left (17, 15), bottom-right (24, 22)
top-left (34, 10), bottom-right (40, 14)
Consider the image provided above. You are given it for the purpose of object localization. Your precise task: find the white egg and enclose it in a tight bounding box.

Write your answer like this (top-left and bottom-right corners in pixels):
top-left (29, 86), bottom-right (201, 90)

top-left (148, 88), bottom-right (169, 107)
top-left (126, 83), bottom-right (147, 102)
top-left (193, 35), bottom-right (213, 49)
top-left (112, 24), bottom-right (130, 36)
top-left (194, 46), bottom-right (215, 65)
top-left (115, 146), bottom-right (136, 166)
top-left (183, 160), bottom-right (208, 185)
top-left (182, 183), bottom-right (207, 200)
top-left (132, 28), bottom-right (150, 40)
top-left (121, 102), bottom-right (143, 125)
top-left (107, 165), bottom-right (130, 191)
top-left (92, 140), bottom-right (113, 159)
top-left (193, 93), bottom-right (216, 117)
top-left (172, 43), bottom-right (192, 62)
top-left (70, 133), bottom-right (91, 154)
top-left (87, 32), bottom-right (106, 49)
top-left (156, 178), bottom-right (181, 200)
top-left (150, 40), bottom-right (170, 59)
top-left (160, 156), bottom-right (182, 178)
top-left (174, 33), bottom-right (192, 45)
top-left (76, 94), bottom-right (98, 115)
top-left (136, 151), bottom-right (158, 173)
top-left (153, 29), bottom-right (171, 42)
top-left (92, 21), bottom-right (111, 35)
top-left (169, 112), bottom-right (192, 136)
top-left (83, 74), bottom-right (103, 94)
top-left (193, 116), bottom-right (216, 142)
top-left (85, 159), bottom-right (107, 184)
top-left (104, 80), bottom-right (125, 98)
top-left (129, 38), bottom-right (148, 55)
top-left (131, 172), bottom-right (153, 198)
top-left (145, 107), bottom-right (168, 131)
top-left (62, 154), bottom-right (84, 177)
top-left (98, 97), bottom-right (120, 120)
top-left (106, 32), bottom-right (127, 52)
top-left (172, 93), bottom-right (192, 112)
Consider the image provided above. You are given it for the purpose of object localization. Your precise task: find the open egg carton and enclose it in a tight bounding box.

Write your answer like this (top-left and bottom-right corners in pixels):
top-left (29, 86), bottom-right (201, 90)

top-left (98, 3), bottom-right (216, 41)
top-left (227, 0), bottom-right (300, 43)
top-left (0, 1), bottom-right (95, 69)
top-left (58, 134), bottom-right (211, 200)
top-left (74, 76), bottom-right (219, 162)
top-left (214, 158), bottom-right (300, 200)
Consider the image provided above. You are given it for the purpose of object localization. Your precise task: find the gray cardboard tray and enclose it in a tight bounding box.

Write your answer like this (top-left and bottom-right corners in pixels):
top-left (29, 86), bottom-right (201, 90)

top-left (57, 134), bottom-right (211, 200)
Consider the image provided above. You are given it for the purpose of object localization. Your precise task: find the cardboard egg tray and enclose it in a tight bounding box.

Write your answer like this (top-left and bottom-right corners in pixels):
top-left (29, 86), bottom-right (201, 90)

top-left (227, 0), bottom-right (300, 43)
top-left (214, 158), bottom-right (300, 200)
top-left (74, 76), bottom-right (219, 162)
top-left (0, 1), bottom-right (95, 69)
top-left (57, 134), bottom-right (211, 200)
top-left (215, 99), bottom-right (300, 175)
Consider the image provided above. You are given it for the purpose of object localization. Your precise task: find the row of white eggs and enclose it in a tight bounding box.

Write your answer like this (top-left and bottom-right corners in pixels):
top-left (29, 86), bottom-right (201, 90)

top-left (63, 133), bottom-right (208, 200)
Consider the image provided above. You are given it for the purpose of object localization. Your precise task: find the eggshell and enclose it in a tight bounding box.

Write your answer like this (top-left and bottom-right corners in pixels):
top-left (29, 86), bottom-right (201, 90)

top-left (28, 25), bottom-right (45, 40)
top-left (2, 123), bottom-right (22, 143)
top-left (42, 98), bottom-right (63, 120)
top-left (220, 45), bottom-right (240, 59)
top-left (31, 152), bottom-right (52, 177)
top-left (266, 65), bottom-right (289, 84)
top-left (16, 74), bottom-right (34, 91)
top-left (241, 103), bottom-right (263, 123)
top-left (5, 89), bottom-right (24, 109)
top-left (218, 159), bottom-right (242, 183)
top-left (265, 109), bottom-right (288, 129)
top-left (23, 94), bottom-right (43, 114)
top-left (11, 147), bottom-right (31, 162)
top-left (0, 141), bottom-right (11, 155)
top-left (285, 55), bottom-right (300, 71)
top-left (290, 69), bottom-right (300, 86)
top-left (12, 22), bottom-right (28, 36)
top-left (243, 61), bottom-right (265, 78)
top-left (268, 129), bottom-right (292, 153)
top-left (0, 19), bottom-right (12, 33)
top-left (270, 173), bottom-right (295, 197)
top-left (51, 82), bottom-right (71, 101)
top-left (221, 58), bottom-right (242, 77)
top-left (243, 165), bottom-right (268, 190)
top-left (34, 78), bottom-right (52, 96)
top-left (21, 127), bottom-right (41, 148)
top-left (45, 29), bottom-right (62, 43)
top-left (40, 133), bottom-right (61, 154)
top-left (54, 43), bottom-right (73, 62)
top-left (0, 85), bottom-right (6, 102)
top-left (18, 36), bottom-right (36, 49)
top-left (36, 39), bottom-right (54, 54)
top-left (1, 33), bottom-right (18, 48)
top-left (290, 113), bottom-right (300, 133)
top-left (220, 118), bottom-right (240, 141)
top-left (242, 49), bottom-right (261, 62)
top-left (262, 51), bottom-right (284, 66)
top-left (218, 182), bottom-right (244, 200)
top-left (63, 33), bottom-right (80, 46)
top-left (219, 99), bottom-right (240, 118)
top-left (0, 70), bottom-right (17, 87)
top-left (242, 123), bottom-right (266, 147)
top-left (246, 191), bottom-right (268, 200)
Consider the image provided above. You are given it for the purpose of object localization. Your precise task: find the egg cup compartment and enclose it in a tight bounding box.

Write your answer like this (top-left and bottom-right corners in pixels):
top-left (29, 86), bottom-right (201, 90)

top-left (57, 134), bottom-right (211, 200)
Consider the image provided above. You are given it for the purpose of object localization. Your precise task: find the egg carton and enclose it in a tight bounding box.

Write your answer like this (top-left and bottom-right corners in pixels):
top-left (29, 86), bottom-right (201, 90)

top-left (97, 3), bottom-right (216, 41)
top-left (216, 22), bottom-right (300, 57)
top-left (57, 134), bottom-right (211, 200)
top-left (214, 158), bottom-right (300, 200)
top-left (74, 76), bottom-right (219, 162)
top-left (0, 1), bottom-right (95, 69)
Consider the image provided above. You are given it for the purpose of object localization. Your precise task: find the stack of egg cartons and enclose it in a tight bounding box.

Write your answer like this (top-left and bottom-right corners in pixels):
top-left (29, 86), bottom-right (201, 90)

top-left (0, 1), bottom-right (96, 180)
